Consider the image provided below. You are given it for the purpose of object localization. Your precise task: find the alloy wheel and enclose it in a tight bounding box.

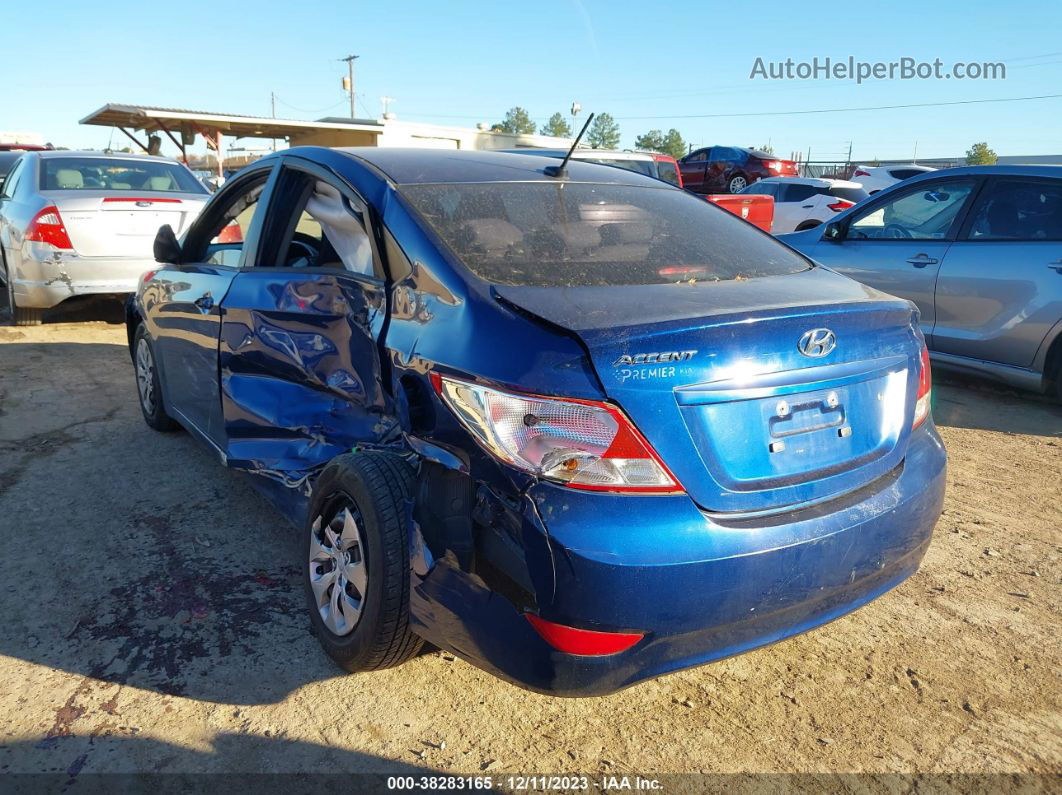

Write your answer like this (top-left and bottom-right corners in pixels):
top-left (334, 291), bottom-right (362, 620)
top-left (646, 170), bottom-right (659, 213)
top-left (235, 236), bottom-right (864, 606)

top-left (308, 503), bottom-right (368, 636)
top-left (729, 176), bottom-right (747, 192)
top-left (135, 338), bottom-right (156, 414)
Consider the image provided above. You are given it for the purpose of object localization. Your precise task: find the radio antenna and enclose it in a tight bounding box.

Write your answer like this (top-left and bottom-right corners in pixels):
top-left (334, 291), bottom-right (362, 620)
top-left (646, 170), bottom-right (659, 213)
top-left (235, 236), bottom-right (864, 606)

top-left (544, 112), bottom-right (594, 178)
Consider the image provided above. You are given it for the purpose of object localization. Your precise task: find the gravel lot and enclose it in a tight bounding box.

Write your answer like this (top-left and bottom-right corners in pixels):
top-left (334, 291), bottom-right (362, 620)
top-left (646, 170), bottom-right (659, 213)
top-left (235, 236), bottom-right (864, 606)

top-left (0, 302), bottom-right (1059, 788)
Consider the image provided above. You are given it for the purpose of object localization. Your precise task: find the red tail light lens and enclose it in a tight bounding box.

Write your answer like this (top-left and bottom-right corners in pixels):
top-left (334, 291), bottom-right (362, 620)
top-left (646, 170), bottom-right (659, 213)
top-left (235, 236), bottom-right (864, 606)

top-left (765, 160), bottom-right (781, 172)
top-left (26, 206), bottom-right (73, 249)
top-left (526, 614), bottom-right (644, 655)
top-left (827, 200), bottom-right (854, 212)
top-left (431, 374), bottom-right (682, 493)
top-left (913, 343), bottom-right (932, 428)
top-left (853, 169), bottom-right (871, 177)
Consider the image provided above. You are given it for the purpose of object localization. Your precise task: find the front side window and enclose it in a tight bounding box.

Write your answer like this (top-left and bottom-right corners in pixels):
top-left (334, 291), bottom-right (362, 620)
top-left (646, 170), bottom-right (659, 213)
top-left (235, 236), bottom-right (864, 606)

top-left (740, 182), bottom-right (776, 197)
top-left (967, 179), bottom-right (1062, 241)
top-left (401, 181), bottom-right (811, 287)
top-left (848, 180), bottom-right (974, 240)
top-left (685, 150), bottom-right (707, 163)
top-left (39, 157), bottom-right (207, 194)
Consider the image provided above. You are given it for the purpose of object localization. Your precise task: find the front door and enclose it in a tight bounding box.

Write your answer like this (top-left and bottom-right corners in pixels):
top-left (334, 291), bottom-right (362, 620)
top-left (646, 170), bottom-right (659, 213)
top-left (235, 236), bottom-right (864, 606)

top-left (933, 176), bottom-right (1062, 367)
top-left (679, 149), bottom-right (709, 193)
top-left (218, 157), bottom-right (394, 482)
top-left (149, 164), bottom-right (275, 447)
top-left (808, 177), bottom-right (981, 342)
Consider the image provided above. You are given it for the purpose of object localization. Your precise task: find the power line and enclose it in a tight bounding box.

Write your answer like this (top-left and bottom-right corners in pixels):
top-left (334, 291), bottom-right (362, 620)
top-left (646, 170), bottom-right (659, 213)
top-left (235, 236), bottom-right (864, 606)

top-left (273, 96), bottom-right (349, 114)
top-left (613, 93), bottom-right (1062, 121)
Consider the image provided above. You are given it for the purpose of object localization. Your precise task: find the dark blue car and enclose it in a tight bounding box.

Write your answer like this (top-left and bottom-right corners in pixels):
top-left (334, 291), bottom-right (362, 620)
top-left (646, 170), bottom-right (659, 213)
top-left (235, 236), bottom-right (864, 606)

top-left (127, 147), bottom-right (946, 696)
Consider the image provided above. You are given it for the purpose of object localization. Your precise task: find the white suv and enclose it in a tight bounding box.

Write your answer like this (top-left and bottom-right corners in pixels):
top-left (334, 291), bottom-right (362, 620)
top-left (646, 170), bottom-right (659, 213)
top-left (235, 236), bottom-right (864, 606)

top-left (738, 177), bottom-right (868, 234)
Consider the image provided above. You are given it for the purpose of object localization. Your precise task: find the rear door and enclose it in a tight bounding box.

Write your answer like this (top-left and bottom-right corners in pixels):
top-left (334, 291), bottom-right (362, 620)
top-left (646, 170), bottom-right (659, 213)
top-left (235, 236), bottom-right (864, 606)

top-left (218, 156), bottom-right (394, 475)
top-left (932, 176), bottom-right (1062, 367)
top-left (679, 149), bottom-right (709, 192)
top-left (147, 163), bottom-right (276, 448)
top-left (807, 177), bottom-right (982, 341)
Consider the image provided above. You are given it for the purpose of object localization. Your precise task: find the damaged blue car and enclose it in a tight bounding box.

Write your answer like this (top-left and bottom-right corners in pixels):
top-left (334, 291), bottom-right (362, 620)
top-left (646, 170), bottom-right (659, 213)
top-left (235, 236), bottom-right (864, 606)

top-left (127, 147), bottom-right (946, 696)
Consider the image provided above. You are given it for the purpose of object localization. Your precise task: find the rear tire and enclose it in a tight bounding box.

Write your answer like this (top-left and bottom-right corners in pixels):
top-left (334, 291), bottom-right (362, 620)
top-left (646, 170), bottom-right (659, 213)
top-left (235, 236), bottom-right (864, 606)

top-left (795, 220), bottom-right (823, 231)
top-left (13, 306), bottom-right (42, 326)
top-left (728, 174), bottom-right (748, 193)
top-left (133, 324), bottom-right (178, 431)
top-left (304, 451), bottom-right (423, 672)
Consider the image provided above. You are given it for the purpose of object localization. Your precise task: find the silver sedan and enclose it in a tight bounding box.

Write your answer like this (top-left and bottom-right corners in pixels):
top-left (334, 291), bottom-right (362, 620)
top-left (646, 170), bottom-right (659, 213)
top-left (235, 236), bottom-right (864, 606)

top-left (0, 151), bottom-right (209, 325)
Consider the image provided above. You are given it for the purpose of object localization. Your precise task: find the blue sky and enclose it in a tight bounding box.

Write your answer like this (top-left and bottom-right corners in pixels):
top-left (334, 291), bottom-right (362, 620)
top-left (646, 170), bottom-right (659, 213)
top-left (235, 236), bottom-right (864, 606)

top-left (6, 0), bottom-right (1062, 161)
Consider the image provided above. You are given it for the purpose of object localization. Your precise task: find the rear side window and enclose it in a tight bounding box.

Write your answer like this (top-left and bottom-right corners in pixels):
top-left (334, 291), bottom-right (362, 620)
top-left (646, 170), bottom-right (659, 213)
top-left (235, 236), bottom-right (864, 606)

top-left (39, 157), bottom-right (207, 194)
top-left (889, 168), bottom-right (924, 180)
top-left (654, 160), bottom-right (680, 187)
top-left (828, 186), bottom-right (869, 203)
top-left (401, 181), bottom-right (811, 287)
top-left (779, 184), bottom-right (821, 203)
top-left (967, 179), bottom-right (1062, 241)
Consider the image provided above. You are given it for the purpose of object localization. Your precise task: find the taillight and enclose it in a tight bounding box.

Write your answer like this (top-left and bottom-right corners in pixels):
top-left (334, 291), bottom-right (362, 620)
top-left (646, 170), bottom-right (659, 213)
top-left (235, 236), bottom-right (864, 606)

top-left (827, 200), bottom-right (854, 212)
top-left (526, 614), bottom-right (644, 655)
top-left (765, 160), bottom-right (781, 172)
top-left (26, 206), bottom-right (73, 249)
top-left (431, 374), bottom-right (682, 494)
top-left (853, 169), bottom-right (871, 177)
top-left (913, 343), bottom-right (932, 428)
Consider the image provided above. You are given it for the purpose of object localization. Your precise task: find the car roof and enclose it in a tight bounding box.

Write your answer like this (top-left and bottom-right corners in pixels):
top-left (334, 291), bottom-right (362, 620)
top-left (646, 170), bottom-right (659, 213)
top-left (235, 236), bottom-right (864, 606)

top-left (757, 176), bottom-right (861, 188)
top-left (857, 164), bottom-right (935, 171)
top-left (498, 148), bottom-right (656, 162)
top-left (897, 164), bottom-right (1062, 182)
top-left (334, 147), bottom-right (668, 187)
top-left (35, 150), bottom-right (187, 164)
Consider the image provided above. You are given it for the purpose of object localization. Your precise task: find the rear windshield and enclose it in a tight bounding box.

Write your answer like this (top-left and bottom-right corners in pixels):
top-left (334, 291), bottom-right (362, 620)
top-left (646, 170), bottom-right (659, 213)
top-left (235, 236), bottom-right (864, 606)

top-left (576, 157), bottom-right (656, 178)
top-left (401, 181), bottom-right (811, 287)
top-left (39, 157), bottom-right (207, 194)
top-left (654, 160), bottom-right (681, 186)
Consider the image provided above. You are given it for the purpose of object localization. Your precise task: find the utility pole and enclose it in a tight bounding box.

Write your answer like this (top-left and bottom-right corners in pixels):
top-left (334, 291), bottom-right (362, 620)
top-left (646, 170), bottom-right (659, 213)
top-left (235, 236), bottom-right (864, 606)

top-left (380, 95), bottom-right (395, 117)
top-left (340, 54), bottom-right (359, 120)
top-left (270, 92), bottom-right (276, 118)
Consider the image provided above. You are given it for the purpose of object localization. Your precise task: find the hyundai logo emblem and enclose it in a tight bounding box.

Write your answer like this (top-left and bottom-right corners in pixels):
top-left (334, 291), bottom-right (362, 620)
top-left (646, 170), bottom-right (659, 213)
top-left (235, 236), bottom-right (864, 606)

top-left (798, 328), bottom-right (836, 357)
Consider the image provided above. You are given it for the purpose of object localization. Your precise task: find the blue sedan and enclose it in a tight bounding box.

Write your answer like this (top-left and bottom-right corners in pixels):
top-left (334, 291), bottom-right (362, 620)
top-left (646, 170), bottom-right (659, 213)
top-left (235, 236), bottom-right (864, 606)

top-left (780, 165), bottom-right (1062, 399)
top-left (127, 147), bottom-right (946, 696)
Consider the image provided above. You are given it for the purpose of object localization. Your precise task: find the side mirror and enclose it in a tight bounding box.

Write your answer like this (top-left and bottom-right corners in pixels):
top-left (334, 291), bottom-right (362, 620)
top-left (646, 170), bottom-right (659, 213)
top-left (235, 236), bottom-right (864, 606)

top-left (823, 221), bottom-right (845, 241)
top-left (153, 224), bottom-right (182, 264)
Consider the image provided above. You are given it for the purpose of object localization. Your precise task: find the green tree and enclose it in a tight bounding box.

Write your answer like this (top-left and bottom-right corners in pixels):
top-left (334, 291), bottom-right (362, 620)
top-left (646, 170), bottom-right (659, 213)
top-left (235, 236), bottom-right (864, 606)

top-left (635, 129), bottom-right (665, 152)
top-left (661, 129), bottom-right (686, 160)
top-left (758, 142), bottom-right (775, 155)
top-left (540, 112), bottom-right (572, 138)
top-left (965, 141), bottom-right (997, 165)
top-left (497, 106), bottom-right (537, 135)
top-left (587, 113), bottom-right (621, 149)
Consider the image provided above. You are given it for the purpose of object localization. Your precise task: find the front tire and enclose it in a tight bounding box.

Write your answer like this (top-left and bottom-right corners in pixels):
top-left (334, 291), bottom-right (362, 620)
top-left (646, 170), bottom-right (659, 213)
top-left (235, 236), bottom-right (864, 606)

top-left (133, 324), bottom-right (178, 431)
top-left (304, 451), bottom-right (423, 672)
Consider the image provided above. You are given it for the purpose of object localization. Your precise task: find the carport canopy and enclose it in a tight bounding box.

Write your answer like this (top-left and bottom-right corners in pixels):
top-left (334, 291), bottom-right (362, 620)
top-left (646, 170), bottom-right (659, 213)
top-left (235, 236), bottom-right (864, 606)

top-left (80, 103), bottom-right (383, 175)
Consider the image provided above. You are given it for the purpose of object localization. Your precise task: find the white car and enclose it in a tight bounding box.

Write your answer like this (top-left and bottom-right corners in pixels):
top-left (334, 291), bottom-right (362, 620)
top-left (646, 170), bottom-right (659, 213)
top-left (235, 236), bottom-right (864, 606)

top-left (738, 177), bottom-right (869, 234)
top-left (850, 164), bottom-right (936, 194)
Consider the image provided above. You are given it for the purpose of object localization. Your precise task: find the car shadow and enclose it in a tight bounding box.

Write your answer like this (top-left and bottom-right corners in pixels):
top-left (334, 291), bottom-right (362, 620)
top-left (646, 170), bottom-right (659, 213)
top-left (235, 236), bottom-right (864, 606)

top-left (2, 292), bottom-right (125, 325)
top-left (1, 732), bottom-right (446, 786)
top-left (933, 372), bottom-right (1062, 438)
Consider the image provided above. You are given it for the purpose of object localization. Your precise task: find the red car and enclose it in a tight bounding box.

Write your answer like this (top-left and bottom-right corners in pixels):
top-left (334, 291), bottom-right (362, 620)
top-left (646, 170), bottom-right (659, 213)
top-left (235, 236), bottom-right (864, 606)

top-left (679, 146), bottom-right (797, 194)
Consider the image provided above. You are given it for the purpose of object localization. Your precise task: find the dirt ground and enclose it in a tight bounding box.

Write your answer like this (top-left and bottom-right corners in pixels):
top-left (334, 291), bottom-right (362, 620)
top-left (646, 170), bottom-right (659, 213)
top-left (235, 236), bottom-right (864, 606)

top-left (0, 300), bottom-right (1059, 789)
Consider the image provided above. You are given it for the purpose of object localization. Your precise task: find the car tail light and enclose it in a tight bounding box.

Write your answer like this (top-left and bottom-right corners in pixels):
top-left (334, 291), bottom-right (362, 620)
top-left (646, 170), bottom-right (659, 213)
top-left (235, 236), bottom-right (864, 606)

top-left (216, 220), bottom-right (243, 243)
top-left (913, 343), bottom-right (932, 428)
top-left (431, 374), bottom-right (682, 493)
top-left (827, 200), bottom-right (854, 212)
top-left (765, 160), bottom-right (781, 172)
top-left (25, 206), bottom-right (73, 249)
top-left (526, 614), bottom-right (644, 655)
top-left (853, 169), bottom-right (871, 177)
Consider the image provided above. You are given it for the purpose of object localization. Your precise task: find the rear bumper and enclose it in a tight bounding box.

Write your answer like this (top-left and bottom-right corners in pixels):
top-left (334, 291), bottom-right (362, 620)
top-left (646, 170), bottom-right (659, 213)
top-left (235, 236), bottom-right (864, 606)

top-left (10, 244), bottom-right (151, 308)
top-left (410, 424), bottom-right (946, 696)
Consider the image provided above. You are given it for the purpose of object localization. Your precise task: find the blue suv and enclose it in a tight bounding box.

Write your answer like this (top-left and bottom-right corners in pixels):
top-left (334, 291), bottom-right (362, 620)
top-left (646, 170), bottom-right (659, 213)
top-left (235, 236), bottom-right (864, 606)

top-left (127, 148), bottom-right (946, 696)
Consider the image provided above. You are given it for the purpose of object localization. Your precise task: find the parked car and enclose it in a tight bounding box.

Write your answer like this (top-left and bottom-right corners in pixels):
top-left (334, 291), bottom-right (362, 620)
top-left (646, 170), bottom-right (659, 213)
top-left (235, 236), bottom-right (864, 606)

top-left (0, 151), bottom-right (210, 325)
top-left (503, 148), bottom-right (683, 187)
top-left (851, 164), bottom-right (936, 194)
top-left (128, 147), bottom-right (945, 696)
top-left (679, 146), bottom-right (798, 194)
top-left (779, 165), bottom-right (1062, 398)
top-left (739, 177), bottom-right (868, 233)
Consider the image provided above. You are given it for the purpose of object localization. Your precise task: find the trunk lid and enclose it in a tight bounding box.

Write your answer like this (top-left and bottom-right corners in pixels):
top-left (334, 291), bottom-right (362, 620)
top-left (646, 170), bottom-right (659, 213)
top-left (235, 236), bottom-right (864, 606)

top-left (495, 267), bottom-right (923, 513)
top-left (47, 191), bottom-right (207, 257)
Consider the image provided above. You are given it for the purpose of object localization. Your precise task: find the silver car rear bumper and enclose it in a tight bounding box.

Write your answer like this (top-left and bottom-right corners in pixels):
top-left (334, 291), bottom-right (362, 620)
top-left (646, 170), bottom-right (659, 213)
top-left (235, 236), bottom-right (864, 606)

top-left (11, 245), bottom-right (154, 308)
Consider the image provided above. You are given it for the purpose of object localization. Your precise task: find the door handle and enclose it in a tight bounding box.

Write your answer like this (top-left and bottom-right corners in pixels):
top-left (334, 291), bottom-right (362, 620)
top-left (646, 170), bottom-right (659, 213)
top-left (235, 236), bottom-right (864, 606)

top-left (801, 204), bottom-right (814, 208)
top-left (1049, 260), bottom-right (1062, 273)
top-left (194, 294), bottom-right (214, 312)
top-left (906, 254), bottom-right (939, 268)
